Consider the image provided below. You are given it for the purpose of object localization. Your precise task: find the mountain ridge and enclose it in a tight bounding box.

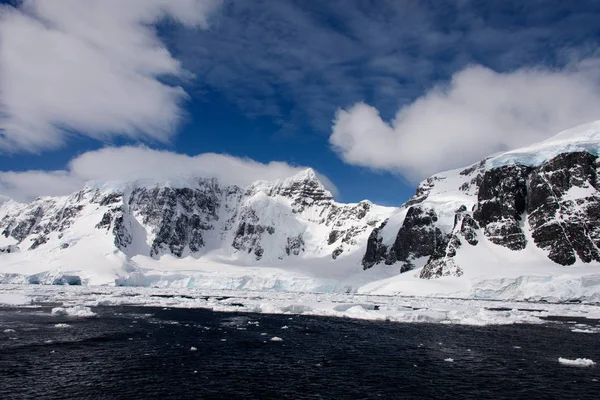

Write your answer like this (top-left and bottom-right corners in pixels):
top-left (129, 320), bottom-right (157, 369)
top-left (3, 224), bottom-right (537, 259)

top-left (2, 121), bottom-right (600, 301)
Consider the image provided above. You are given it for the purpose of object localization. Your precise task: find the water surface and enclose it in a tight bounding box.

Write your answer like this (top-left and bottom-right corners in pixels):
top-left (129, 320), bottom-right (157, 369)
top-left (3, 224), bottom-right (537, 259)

top-left (1, 305), bottom-right (598, 399)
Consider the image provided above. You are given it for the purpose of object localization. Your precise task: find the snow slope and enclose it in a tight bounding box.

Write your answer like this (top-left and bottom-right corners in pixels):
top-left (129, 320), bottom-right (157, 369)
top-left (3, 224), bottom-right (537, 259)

top-left (361, 121), bottom-right (600, 301)
top-left (2, 121), bottom-right (600, 302)
top-left (0, 169), bottom-right (394, 290)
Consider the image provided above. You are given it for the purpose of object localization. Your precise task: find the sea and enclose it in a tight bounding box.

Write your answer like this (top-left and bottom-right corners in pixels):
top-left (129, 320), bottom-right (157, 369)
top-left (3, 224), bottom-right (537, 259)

top-left (1, 305), bottom-right (599, 399)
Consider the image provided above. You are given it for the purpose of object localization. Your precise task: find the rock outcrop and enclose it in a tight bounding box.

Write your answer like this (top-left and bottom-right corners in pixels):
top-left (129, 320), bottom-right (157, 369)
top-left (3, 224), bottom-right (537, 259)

top-left (364, 150), bottom-right (600, 278)
top-left (0, 169), bottom-right (391, 264)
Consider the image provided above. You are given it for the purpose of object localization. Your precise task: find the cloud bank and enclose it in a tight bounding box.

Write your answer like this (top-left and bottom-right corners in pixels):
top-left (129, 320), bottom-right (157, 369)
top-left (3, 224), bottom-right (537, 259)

top-left (330, 60), bottom-right (600, 181)
top-left (0, 146), bottom-right (337, 202)
top-left (0, 0), bottom-right (221, 152)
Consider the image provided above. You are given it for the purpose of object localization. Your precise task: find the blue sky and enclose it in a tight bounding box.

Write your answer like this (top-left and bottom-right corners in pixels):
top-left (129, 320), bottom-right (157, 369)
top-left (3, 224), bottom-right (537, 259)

top-left (1, 0), bottom-right (600, 204)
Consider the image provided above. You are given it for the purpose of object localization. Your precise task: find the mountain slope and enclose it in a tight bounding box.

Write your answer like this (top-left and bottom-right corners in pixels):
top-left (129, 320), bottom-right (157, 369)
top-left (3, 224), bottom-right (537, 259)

top-left (2, 122), bottom-right (600, 301)
top-left (0, 169), bottom-right (393, 288)
top-left (361, 121), bottom-right (600, 300)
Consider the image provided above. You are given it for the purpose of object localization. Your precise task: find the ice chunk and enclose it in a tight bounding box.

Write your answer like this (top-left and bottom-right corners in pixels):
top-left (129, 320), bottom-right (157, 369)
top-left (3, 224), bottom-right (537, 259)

top-left (54, 323), bottom-right (71, 328)
top-left (570, 328), bottom-right (597, 334)
top-left (444, 358), bottom-right (454, 363)
top-left (190, 346), bottom-right (198, 351)
top-left (51, 306), bottom-right (96, 317)
top-left (270, 336), bottom-right (283, 342)
top-left (558, 357), bottom-right (596, 367)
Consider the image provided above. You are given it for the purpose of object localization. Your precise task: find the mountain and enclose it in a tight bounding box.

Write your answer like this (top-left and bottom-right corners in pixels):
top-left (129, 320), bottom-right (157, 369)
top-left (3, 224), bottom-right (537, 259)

top-left (0, 168), bottom-right (393, 288)
top-left (2, 122), bottom-right (600, 301)
top-left (360, 121), bottom-right (600, 300)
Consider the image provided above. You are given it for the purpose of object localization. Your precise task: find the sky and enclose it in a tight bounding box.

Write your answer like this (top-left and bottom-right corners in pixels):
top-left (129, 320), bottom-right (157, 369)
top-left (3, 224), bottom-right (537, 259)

top-left (1, 0), bottom-right (600, 205)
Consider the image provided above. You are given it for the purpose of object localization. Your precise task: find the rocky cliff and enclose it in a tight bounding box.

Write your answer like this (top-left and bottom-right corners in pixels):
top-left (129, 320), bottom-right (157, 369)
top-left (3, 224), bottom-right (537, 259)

top-left (363, 121), bottom-right (600, 280)
top-left (2, 122), bottom-right (600, 291)
top-left (0, 169), bottom-right (392, 279)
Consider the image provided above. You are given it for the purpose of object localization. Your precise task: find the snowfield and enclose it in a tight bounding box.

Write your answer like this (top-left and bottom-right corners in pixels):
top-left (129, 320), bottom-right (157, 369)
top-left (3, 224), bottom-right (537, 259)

top-left (1, 284), bottom-right (599, 328)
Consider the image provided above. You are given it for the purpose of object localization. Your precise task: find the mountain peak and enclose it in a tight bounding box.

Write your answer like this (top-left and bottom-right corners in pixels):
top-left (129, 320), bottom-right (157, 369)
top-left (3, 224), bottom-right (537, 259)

top-left (290, 168), bottom-right (317, 181)
top-left (249, 168), bottom-right (333, 201)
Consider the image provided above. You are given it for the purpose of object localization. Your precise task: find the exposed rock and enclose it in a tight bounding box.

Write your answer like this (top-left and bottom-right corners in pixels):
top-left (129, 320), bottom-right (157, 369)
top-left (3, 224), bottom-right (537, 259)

top-left (0, 245), bottom-right (19, 254)
top-left (526, 152), bottom-right (600, 265)
top-left (285, 235), bottom-right (305, 256)
top-left (367, 151), bottom-right (600, 279)
top-left (362, 221), bottom-right (389, 270)
top-left (363, 206), bottom-right (444, 272)
top-left (473, 164), bottom-right (530, 250)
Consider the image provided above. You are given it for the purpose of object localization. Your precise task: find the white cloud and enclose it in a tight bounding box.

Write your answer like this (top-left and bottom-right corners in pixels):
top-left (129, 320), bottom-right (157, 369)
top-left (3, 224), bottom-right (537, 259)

top-left (0, 0), bottom-right (221, 151)
top-left (330, 60), bottom-right (600, 181)
top-left (0, 146), bottom-right (337, 202)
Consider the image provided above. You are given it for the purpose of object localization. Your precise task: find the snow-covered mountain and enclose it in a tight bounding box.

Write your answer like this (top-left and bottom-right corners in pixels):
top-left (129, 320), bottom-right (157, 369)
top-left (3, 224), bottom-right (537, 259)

top-left (361, 121), bottom-right (600, 300)
top-left (2, 121), bottom-right (600, 301)
top-left (0, 168), bottom-right (393, 288)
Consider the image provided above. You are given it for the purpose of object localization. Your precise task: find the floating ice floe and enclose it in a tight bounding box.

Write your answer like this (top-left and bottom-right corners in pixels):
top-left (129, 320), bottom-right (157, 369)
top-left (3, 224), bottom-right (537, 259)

top-left (3, 328), bottom-right (16, 333)
top-left (190, 346), bottom-right (198, 351)
top-left (51, 306), bottom-right (96, 317)
top-left (0, 293), bottom-right (30, 305)
top-left (570, 328), bottom-right (598, 334)
top-left (54, 323), bottom-right (71, 328)
top-left (558, 357), bottom-right (596, 367)
top-left (444, 358), bottom-right (454, 363)
top-left (270, 336), bottom-right (283, 342)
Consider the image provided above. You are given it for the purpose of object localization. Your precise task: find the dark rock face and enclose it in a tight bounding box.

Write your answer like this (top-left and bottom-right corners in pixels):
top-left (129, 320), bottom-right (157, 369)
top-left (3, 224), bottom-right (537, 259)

top-left (362, 221), bottom-right (389, 270)
top-left (231, 207), bottom-right (275, 260)
top-left (1, 194), bottom-right (86, 248)
top-left (128, 182), bottom-right (220, 257)
top-left (473, 164), bottom-right (530, 250)
top-left (419, 234), bottom-right (462, 279)
top-left (526, 152), bottom-right (600, 265)
top-left (419, 208), bottom-right (479, 279)
top-left (364, 151), bottom-right (600, 278)
top-left (1, 170), bottom-right (382, 263)
top-left (390, 206), bottom-right (444, 272)
top-left (363, 206), bottom-right (444, 272)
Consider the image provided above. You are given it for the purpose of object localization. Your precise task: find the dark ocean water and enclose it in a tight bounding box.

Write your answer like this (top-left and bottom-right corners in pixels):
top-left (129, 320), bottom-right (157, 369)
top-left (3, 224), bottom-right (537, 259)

top-left (0, 305), bottom-right (599, 400)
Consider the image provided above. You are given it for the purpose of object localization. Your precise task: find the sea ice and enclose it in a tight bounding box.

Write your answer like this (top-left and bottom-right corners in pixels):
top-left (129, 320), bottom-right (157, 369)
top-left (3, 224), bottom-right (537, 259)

top-left (51, 306), bottom-right (96, 317)
top-left (558, 357), bottom-right (596, 367)
top-left (0, 293), bottom-right (30, 305)
top-left (270, 336), bottom-right (283, 342)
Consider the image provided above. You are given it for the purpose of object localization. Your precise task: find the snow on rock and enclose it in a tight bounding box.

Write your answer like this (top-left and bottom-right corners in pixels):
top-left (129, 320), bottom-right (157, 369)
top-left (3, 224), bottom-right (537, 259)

top-left (361, 121), bottom-right (600, 300)
top-left (51, 306), bottom-right (96, 317)
top-left (2, 121), bottom-right (600, 302)
top-left (0, 168), bottom-right (393, 288)
top-left (558, 357), bottom-right (596, 367)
